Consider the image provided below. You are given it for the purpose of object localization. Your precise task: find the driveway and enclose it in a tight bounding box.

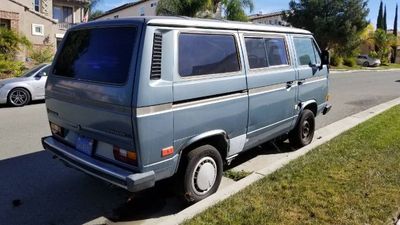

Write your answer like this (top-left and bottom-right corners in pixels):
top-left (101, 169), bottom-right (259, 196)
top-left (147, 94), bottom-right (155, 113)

top-left (0, 71), bottom-right (399, 225)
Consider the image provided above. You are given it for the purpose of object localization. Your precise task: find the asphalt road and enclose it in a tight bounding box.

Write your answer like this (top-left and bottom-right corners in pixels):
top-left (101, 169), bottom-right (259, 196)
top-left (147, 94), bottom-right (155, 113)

top-left (0, 71), bottom-right (399, 225)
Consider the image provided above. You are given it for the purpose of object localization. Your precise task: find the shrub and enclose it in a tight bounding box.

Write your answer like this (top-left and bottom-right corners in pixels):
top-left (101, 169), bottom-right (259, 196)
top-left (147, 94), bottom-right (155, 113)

top-left (0, 28), bottom-right (31, 60)
top-left (29, 45), bottom-right (54, 64)
top-left (0, 60), bottom-right (25, 79)
top-left (343, 57), bottom-right (356, 67)
top-left (330, 55), bottom-right (343, 66)
top-left (368, 51), bottom-right (378, 58)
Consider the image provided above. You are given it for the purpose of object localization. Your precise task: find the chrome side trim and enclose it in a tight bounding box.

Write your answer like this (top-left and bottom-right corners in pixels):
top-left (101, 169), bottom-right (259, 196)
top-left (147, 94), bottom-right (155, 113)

top-left (137, 92), bottom-right (248, 117)
top-left (136, 103), bottom-right (172, 117)
top-left (303, 76), bottom-right (326, 84)
top-left (248, 115), bottom-right (298, 135)
top-left (173, 92), bottom-right (247, 111)
top-left (143, 154), bottom-right (179, 168)
top-left (248, 82), bottom-right (287, 96)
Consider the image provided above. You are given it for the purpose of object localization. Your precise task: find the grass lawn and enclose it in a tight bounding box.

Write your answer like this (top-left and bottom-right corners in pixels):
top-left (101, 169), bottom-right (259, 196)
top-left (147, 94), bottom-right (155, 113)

top-left (184, 106), bottom-right (400, 225)
top-left (331, 63), bottom-right (400, 71)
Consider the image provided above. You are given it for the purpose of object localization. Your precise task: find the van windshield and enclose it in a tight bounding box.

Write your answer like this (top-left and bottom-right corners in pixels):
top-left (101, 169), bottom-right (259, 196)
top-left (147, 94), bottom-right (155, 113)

top-left (53, 26), bottom-right (137, 84)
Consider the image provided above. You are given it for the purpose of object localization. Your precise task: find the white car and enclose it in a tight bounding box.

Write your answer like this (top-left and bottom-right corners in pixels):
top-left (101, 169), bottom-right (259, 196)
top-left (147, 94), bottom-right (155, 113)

top-left (0, 64), bottom-right (50, 106)
top-left (356, 55), bottom-right (381, 67)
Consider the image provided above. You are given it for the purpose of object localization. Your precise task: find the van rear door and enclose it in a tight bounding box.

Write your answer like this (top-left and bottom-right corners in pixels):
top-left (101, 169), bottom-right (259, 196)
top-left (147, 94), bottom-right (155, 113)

top-left (45, 20), bottom-right (143, 167)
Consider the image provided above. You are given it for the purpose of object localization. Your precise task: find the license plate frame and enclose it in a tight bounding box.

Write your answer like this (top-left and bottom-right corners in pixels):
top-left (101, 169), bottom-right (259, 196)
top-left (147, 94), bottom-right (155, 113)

top-left (75, 135), bottom-right (94, 156)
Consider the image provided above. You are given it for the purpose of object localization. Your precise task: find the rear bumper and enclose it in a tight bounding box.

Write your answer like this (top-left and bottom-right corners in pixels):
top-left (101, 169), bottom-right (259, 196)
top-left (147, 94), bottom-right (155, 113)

top-left (323, 103), bottom-right (332, 115)
top-left (42, 136), bottom-right (155, 192)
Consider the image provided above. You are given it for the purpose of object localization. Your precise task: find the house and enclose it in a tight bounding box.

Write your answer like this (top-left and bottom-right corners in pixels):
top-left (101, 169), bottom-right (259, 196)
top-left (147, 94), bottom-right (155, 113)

top-left (249, 11), bottom-right (288, 26)
top-left (95, 0), bottom-right (159, 20)
top-left (0, 0), bottom-right (88, 61)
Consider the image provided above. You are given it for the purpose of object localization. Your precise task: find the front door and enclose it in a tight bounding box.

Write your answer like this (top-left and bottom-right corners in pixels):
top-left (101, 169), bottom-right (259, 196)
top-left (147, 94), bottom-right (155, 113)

top-left (243, 33), bottom-right (297, 149)
top-left (292, 36), bottom-right (329, 107)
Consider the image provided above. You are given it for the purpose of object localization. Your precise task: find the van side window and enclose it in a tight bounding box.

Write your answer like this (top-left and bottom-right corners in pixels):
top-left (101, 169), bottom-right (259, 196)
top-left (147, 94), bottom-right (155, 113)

top-left (245, 38), bottom-right (268, 69)
top-left (265, 38), bottom-right (289, 66)
top-left (179, 33), bottom-right (240, 77)
top-left (293, 37), bottom-right (319, 66)
top-left (245, 36), bottom-right (289, 69)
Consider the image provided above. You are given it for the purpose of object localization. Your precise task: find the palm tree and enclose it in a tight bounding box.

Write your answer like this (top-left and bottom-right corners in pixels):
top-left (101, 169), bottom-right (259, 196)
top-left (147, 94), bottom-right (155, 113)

top-left (156, 0), bottom-right (254, 21)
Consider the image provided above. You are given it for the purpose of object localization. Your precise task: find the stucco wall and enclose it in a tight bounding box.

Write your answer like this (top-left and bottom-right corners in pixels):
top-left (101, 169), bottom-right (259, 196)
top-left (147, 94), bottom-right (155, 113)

top-left (98, 0), bottom-right (159, 20)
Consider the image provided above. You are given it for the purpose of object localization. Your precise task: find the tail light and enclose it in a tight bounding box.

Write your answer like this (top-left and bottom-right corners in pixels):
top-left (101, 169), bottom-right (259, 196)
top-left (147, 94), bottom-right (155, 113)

top-left (113, 146), bottom-right (137, 165)
top-left (50, 122), bottom-right (63, 136)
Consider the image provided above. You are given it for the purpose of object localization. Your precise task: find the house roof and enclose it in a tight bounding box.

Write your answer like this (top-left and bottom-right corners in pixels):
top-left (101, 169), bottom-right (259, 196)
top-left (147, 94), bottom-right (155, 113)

top-left (249, 11), bottom-right (286, 21)
top-left (96, 0), bottom-right (149, 19)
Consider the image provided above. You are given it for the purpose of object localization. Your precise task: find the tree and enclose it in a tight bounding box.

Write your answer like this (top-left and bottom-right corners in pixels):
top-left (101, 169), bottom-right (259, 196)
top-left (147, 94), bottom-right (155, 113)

top-left (383, 5), bottom-right (387, 32)
top-left (374, 29), bottom-right (397, 63)
top-left (156, 0), bottom-right (253, 21)
top-left (377, 1), bottom-right (383, 30)
top-left (156, 0), bottom-right (211, 17)
top-left (392, 4), bottom-right (398, 63)
top-left (285, 0), bottom-right (369, 57)
top-left (84, 0), bottom-right (102, 21)
top-left (89, 10), bottom-right (104, 21)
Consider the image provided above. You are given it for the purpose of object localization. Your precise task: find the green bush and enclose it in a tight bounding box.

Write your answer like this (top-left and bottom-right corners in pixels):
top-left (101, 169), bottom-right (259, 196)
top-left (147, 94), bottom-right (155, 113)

top-left (0, 28), bottom-right (31, 60)
top-left (343, 57), bottom-right (356, 67)
top-left (330, 55), bottom-right (343, 66)
top-left (29, 45), bottom-right (54, 64)
top-left (368, 51), bottom-right (378, 58)
top-left (0, 60), bottom-right (25, 79)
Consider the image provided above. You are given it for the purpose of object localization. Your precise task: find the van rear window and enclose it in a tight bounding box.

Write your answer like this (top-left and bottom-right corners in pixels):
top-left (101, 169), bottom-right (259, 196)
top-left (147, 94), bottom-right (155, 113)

top-left (53, 27), bottom-right (137, 84)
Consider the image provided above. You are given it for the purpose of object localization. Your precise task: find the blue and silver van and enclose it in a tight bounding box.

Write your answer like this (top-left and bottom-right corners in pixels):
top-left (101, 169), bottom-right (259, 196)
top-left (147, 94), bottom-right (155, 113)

top-left (42, 17), bottom-right (331, 203)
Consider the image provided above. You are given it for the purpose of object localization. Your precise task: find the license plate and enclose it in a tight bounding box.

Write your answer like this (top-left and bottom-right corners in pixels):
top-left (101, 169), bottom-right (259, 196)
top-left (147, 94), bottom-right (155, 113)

top-left (75, 136), bottom-right (94, 155)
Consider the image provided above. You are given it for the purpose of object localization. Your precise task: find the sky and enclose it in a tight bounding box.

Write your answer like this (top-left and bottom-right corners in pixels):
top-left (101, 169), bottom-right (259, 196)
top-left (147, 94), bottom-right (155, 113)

top-left (94, 0), bottom-right (399, 30)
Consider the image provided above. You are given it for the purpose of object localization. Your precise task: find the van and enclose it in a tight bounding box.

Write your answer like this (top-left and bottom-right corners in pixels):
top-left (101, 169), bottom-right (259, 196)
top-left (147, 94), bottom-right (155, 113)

top-left (42, 17), bottom-right (331, 203)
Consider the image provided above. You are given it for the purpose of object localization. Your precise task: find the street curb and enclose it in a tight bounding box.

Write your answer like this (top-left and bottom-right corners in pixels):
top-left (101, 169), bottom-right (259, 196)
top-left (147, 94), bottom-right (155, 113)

top-left (156, 97), bottom-right (400, 225)
top-left (330, 68), bottom-right (400, 74)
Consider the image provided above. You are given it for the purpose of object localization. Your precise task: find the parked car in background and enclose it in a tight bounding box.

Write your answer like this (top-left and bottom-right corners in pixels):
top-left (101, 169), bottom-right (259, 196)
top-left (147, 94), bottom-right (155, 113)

top-left (0, 64), bottom-right (50, 107)
top-left (356, 55), bottom-right (381, 67)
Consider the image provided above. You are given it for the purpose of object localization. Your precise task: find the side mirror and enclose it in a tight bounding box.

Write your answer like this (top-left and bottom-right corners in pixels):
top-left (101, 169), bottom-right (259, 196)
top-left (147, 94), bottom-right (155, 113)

top-left (321, 50), bottom-right (330, 65)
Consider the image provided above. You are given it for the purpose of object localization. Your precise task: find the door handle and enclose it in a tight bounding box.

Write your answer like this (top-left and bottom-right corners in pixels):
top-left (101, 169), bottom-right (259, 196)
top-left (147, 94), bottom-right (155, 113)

top-left (298, 79), bottom-right (306, 85)
top-left (286, 81), bottom-right (294, 89)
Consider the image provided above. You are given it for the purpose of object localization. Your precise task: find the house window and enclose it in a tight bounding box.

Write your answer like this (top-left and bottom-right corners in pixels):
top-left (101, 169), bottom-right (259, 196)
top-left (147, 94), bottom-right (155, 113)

top-left (151, 2), bottom-right (157, 7)
top-left (139, 7), bottom-right (145, 16)
top-left (0, 19), bottom-right (11, 29)
top-left (34, 0), bottom-right (40, 12)
top-left (114, 15), bottom-right (119, 19)
top-left (32, 24), bottom-right (44, 36)
top-left (53, 6), bottom-right (73, 23)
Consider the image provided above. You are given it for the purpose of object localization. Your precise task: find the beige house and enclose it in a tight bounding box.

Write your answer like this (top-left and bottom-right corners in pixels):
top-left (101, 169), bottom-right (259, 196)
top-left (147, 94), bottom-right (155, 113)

top-left (249, 11), bottom-right (288, 26)
top-left (0, 0), bottom-right (88, 61)
top-left (95, 0), bottom-right (159, 20)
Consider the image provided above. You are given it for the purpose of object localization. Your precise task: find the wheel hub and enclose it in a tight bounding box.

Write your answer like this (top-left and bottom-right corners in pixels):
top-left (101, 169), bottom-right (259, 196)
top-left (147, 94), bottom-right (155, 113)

top-left (192, 157), bottom-right (217, 195)
top-left (302, 120), bottom-right (310, 138)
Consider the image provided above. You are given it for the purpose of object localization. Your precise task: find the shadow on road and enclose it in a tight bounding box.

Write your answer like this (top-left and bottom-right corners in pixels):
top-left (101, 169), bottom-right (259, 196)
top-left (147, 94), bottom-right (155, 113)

top-left (0, 140), bottom-right (295, 225)
top-left (0, 100), bottom-right (45, 109)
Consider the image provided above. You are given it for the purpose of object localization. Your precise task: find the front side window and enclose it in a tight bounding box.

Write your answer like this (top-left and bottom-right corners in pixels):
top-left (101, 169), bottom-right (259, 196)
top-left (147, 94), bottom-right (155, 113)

top-left (179, 33), bottom-right (240, 77)
top-left (294, 37), bottom-right (320, 66)
top-left (53, 27), bottom-right (137, 84)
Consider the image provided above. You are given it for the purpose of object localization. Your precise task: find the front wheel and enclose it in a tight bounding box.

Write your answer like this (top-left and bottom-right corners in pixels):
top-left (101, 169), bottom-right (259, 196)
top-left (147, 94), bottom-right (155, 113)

top-left (289, 109), bottom-right (315, 148)
top-left (182, 145), bottom-right (223, 203)
top-left (8, 88), bottom-right (31, 107)
top-left (363, 61), bottom-right (369, 67)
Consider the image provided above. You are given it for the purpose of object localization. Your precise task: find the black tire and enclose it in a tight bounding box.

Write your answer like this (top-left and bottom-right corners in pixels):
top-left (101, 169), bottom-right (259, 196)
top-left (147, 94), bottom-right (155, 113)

top-left (363, 61), bottom-right (369, 67)
top-left (8, 88), bottom-right (31, 107)
top-left (182, 145), bottom-right (223, 203)
top-left (289, 109), bottom-right (315, 148)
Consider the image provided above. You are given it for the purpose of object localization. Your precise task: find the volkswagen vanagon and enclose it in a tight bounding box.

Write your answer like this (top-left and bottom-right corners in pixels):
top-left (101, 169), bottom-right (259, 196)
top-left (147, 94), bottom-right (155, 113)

top-left (42, 17), bottom-right (331, 203)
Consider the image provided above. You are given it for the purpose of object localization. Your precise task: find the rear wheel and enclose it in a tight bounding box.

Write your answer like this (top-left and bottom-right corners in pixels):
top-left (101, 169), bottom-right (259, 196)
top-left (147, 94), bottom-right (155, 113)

top-left (182, 145), bottom-right (223, 203)
top-left (289, 109), bottom-right (315, 148)
top-left (8, 88), bottom-right (31, 107)
top-left (363, 61), bottom-right (369, 67)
